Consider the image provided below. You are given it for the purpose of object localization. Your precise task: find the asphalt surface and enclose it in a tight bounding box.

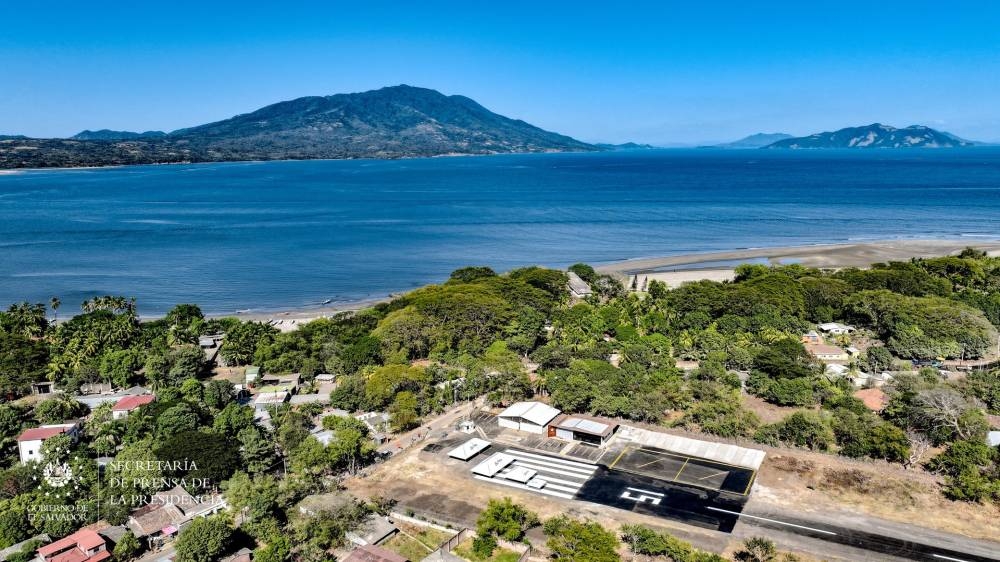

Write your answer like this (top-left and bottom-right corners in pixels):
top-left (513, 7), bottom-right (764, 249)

top-left (545, 450), bottom-right (1000, 561)
top-left (726, 508), bottom-right (1000, 562)
top-left (610, 445), bottom-right (755, 495)
top-left (575, 466), bottom-right (747, 532)
top-left (457, 425), bottom-right (1000, 562)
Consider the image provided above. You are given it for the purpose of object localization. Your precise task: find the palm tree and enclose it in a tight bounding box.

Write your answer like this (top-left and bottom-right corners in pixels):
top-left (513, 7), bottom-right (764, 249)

top-left (50, 297), bottom-right (61, 323)
top-left (5, 302), bottom-right (48, 338)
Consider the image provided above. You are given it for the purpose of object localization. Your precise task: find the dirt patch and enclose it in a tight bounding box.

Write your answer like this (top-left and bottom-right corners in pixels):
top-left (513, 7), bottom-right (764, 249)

top-left (741, 395), bottom-right (804, 424)
top-left (754, 450), bottom-right (1000, 540)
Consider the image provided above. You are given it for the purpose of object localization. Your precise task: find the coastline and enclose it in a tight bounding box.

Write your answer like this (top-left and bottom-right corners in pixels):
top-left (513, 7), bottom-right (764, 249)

top-left (0, 147), bottom-right (600, 174)
top-left (597, 238), bottom-right (1000, 288)
top-left (191, 238), bottom-right (1000, 329)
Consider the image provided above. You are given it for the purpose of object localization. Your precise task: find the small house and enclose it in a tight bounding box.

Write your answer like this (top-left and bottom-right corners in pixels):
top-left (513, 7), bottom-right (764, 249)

top-left (548, 415), bottom-right (618, 446)
top-left (111, 394), bottom-right (155, 420)
top-left (127, 485), bottom-right (226, 548)
top-left (346, 515), bottom-right (399, 547)
top-left (566, 271), bottom-right (593, 299)
top-left (244, 366), bottom-right (261, 386)
top-left (801, 331), bottom-right (822, 345)
top-left (30, 381), bottom-right (56, 395)
top-left (805, 344), bottom-right (849, 362)
top-left (818, 322), bottom-right (855, 335)
top-left (253, 390), bottom-right (289, 411)
top-left (36, 529), bottom-right (110, 562)
top-left (986, 431), bottom-right (1000, 448)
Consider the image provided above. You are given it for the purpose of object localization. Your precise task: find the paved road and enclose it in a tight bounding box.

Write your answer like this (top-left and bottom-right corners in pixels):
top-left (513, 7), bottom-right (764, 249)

top-left (728, 509), bottom-right (1000, 562)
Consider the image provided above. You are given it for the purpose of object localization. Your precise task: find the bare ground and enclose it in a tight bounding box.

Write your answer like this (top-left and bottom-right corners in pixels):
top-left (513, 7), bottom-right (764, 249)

top-left (751, 448), bottom-right (1000, 540)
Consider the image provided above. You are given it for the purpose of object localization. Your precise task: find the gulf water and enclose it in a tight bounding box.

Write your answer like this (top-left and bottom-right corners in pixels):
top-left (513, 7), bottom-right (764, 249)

top-left (2, 148), bottom-right (999, 316)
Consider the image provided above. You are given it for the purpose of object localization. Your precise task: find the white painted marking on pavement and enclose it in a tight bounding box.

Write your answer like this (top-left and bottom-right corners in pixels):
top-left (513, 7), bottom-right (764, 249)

top-left (509, 460), bottom-right (593, 479)
top-left (620, 490), bottom-right (661, 505)
top-left (506, 450), bottom-right (598, 470)
top-left (932, 555), bottom-right (970, 562)
top-left (705, 507), bottom-right (837, 536)
top-left (625, 487), bottom-right (664, 497)
top-left (473, 475), bottom-right (574, 499)
top-left (504, 467), bottom-right (585, 487)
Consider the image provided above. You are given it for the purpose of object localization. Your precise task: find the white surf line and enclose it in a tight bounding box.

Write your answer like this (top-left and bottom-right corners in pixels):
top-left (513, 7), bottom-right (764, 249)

top-left (506, 450), bottom-right (598, 470)
top-left (626, 487), bottom-right (664, 497)
top-left (509, 460), bottom-right (594, 479)
top-left (932, 555), bottom-right (971, 562)
top-left (705, 507), bottom-right (837, 536)
top-left (473, 475), bottom-right (574, 499)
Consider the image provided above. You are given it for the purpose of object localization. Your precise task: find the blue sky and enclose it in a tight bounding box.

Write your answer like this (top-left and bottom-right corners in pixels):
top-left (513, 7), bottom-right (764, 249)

top-left (2, 1), bottom-right (999, 144)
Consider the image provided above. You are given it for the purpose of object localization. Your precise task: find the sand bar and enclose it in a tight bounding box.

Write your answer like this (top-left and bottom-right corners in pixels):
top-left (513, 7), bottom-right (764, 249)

top-left (598, 239), bottom-right (1000, 288)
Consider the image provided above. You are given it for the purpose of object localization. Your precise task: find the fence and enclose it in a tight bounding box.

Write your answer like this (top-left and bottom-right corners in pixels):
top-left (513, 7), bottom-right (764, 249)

top-left (414, 524), bottom-right (532, 562)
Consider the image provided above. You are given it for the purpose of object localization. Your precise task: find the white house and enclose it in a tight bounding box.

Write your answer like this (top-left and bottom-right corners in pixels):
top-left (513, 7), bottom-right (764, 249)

top-left (497, 401), bottom-right (561, 434)
top-left (566, 272), bottom-right (593, 299)
top-left (17, 423), bottom-right (79, 464)
top-left (987, 431), bottom-right (1000, 448)
top-left (818, 322), bottom-right (855, 335)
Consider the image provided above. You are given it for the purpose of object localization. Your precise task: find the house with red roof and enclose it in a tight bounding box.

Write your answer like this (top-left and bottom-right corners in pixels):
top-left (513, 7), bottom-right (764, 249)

top-left (17, 423), bottom-right (79, 464)
top-left (111, 394), bottom-right (155, 420)
top-left (36, 528), bottom-right (110, 562)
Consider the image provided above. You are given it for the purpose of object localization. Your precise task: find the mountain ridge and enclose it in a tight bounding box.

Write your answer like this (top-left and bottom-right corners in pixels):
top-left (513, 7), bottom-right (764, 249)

top-left (0, 85), bottom-right (597, 169)
top-left (72, 129), bottom-right (167, 141)
top-left (711, 132), bottom-right (793, 149)
top-left (765, 124), bottom-right (976, 149)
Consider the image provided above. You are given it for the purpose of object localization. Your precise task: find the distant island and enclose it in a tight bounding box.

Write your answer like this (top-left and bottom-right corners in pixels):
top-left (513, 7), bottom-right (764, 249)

top-left (71, 129), bottom-right (167, 141)
top-left (710, 132), bottom-right (793, 149)
top-left (593, 142), bottom-right (658, 151)
top-left (0, 85), bottom-right (597, 169)
top-left (764, 123), bottom-right (976, 149)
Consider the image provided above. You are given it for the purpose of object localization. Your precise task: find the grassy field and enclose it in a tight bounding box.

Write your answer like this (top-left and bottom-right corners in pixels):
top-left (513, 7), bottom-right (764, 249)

top-left (452, 539), bottom-right (522, 562)
top-left (381, 523), bottom-right (453, 561)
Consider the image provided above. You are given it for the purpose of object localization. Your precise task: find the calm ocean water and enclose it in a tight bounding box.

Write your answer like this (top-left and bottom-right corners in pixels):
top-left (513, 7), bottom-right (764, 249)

top-left (2, 149), bottom-right (1000, 316)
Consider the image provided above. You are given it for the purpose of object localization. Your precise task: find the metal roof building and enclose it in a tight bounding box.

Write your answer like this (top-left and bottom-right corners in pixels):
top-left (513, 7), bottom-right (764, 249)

top-left (448, 438), bottom-right (491, 461)
top-left (497, 401), bottom-right (561, 434)
top-left (471, 452), bottom-right (515, 477)
top-left (548, 415), bottom-right (618, 446)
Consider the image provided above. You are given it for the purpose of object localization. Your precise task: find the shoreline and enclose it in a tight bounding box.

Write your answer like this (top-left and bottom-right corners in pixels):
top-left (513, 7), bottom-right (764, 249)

top-left (183, 238), bottom-right (1000, 329)
top-left (0, 147), bottom-right (600, 174)
top-left (597, 238), bottom-right (1000, 288)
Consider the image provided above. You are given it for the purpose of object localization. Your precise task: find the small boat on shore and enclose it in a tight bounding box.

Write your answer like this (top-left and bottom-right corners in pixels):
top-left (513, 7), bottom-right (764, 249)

top-left (236, 309), bottom-right (251, 314)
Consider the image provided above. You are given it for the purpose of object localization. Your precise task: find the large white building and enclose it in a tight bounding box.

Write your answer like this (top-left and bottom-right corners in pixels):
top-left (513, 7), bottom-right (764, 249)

top-left (17, 423), bottom-right (79, 464)
top-left (497, 401), bottom-right (561, 434)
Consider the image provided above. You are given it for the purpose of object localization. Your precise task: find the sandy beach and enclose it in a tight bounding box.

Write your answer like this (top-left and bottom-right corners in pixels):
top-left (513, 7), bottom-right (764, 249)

top-left (204, 296), bottom-right (392, 331)
top-left (597, 239), bottom-right (1000, 288)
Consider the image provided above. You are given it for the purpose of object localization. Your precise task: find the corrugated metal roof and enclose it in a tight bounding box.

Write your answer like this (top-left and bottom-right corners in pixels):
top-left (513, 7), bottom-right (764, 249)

top-left (498, 401), bottom-right (561, 426)
top-left (555, 416), bottom-right (615, 437)
top-left (448, 438), bottom-right (491, 460)
top-left (471, 452), bottom-right (515, 477)
top-left (620, 426), bottom-right (766, 470)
